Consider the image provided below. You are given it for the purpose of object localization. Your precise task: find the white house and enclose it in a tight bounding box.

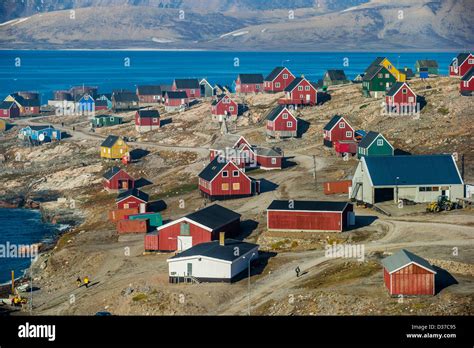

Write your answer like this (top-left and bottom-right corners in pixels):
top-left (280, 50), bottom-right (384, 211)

top-left (167, 235), bottom-right (259, 283)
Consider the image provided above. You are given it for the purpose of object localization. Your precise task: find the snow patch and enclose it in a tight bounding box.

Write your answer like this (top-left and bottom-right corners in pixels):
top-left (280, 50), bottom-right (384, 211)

top-left (220, 30), bottom-right (249, 38)
top-left (152, 37), bottom-right (174, 43)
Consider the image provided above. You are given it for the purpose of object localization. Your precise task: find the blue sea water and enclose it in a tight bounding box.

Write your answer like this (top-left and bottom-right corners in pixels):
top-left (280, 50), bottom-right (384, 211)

top-left (0, 209), bottom-right (60, 284)
top-left (0, 50), bottom-right (456, 103)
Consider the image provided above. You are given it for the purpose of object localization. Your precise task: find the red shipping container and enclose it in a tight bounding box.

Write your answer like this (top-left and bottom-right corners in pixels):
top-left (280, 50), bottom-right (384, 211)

top-left (323, 180), bottom-right (352, 195)
top-left (144, 232), bottom-right (159, 251)
top-left (108, 208), bottom-right (139, 222)
top-left (334, 140), bottom-right (357, 155)
top-left (117, 219), bottom-right (149, 234)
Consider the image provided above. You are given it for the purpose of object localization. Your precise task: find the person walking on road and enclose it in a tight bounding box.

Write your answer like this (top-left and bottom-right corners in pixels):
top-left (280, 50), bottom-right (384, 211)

top-left (76, 277), bottom-right (82, 287)
top-left (84, 276), bottom-right (90, 288)
top-left (295, 266), bottom-right (301, 278)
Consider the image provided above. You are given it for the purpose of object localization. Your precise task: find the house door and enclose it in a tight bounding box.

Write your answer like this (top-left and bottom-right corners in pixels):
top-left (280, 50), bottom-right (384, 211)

top-left (347, 211), bottom-right (356, 226)
top-left (139, 203), bottom-right (146, 214)
top-left (177, 236), bottom-right (193, 251)
top-left (306, 94), bottom-right (311, 102)
top-left (187, 263), bottom-right (192, 276)
top-left (120, 180), bottom-right (129, 190)
top-left (441, 189), bottom-right (450, 199)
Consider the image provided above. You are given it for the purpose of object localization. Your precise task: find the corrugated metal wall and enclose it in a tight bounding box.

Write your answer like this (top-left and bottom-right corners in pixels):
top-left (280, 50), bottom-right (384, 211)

top-left (390, 264), bottom-right (435, 295)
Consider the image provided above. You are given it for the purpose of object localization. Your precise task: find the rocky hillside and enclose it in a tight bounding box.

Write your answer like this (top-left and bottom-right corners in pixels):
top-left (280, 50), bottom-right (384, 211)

top-left (0, 0), bottom-right (472, 50)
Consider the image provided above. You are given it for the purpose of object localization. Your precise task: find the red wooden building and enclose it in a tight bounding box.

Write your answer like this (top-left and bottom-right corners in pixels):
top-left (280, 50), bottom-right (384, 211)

top-left (136, 85), bottom-right (163, 104)
top-left (267, 200), bottom-right (354, 232)
top-left (234, 74), bottom-right (264, 94)
top-left (211, 95), bottom-right (238, 121)
top-left (279, 77), bottom-right (317, 106)
top-left (94, 100), bottom-right (109, 111)
top-left (386, 82), bottom-right (417, 113)
top-left (0, 101), bottom-right (20, 118)
top-left (116, 188), bottom-right (149, 213)
top-left (382, 249), bottom-right (436, 296)
top-left (164, 91), bottom-right (189, 112)
top-left (266, 105), bottom-right (297, 138)
top-left (264, 67), bottom-right (295, 93)
top-left (323, 115), bottom-right (355, 148)
top-left (7, 94), bottom-right (40, 116)
top-left (460, 67), bottom-right (474, 94)
top-left (209, 134), bottom-right (255, 168)
top-left (449, 53), bottom-right (474, 77)
top-left (198, 158), bottom-right (260, 200)
top-left (254, 147), bottom-right (283, 170)
top-left (103, 166), bottom-right (135, 191)
top-left (135, 109), bottom-right (160, 132)
top-left (334, 140), bottom-right (357, 156)
top-left (172, 79), bottom-right (201, 99)
top-left (144, 204), bottom-right (241, 252)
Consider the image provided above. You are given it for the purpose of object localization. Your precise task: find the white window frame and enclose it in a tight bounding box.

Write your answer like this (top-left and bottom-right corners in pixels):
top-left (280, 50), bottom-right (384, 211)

top-left (271, 158), bottom-right (277, 164)
top-left (468, 59), bottom-right (474, 64)
top-left (305, 85), bottom-right (310, 91)
top-left (153, 118), bottom-right (158, 123)
top-left (232, 170), bottom-right (239, 177)
top-left (345, 131), bottom-right (352, 138)
top-left (229, 106), bottom-right (234, 111)
top-left (222, 171), bottom-right (228, 178)
top-left (339, 122), bottom-right (345, 129)
top-left (282, 113), bottom-right (288, 119)
top-left (377, 139), bottom-right (383, 146)
top-left (287, 121), bottom-right (293, 127)
top-left (275, 82), bottom-right (281, 88)
top-left (402, 88), bottom-right (407, 94)
top-left (298, 86), bottom-right (303, 91)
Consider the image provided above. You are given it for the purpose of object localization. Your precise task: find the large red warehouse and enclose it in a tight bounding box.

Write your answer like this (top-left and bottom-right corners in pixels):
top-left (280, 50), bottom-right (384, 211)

top-left (382, 249), bottom-right (436, 296)
top-left (103, 166), bottom-right (135, 191)
top-left (144, 204), bottom-right (241, 252)
top-left (267, 200), bottom-right (354, 232)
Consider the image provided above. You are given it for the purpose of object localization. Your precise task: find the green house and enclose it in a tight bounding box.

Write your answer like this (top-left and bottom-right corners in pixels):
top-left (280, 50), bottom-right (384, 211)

top-left (415, 60), bottom-right (439, 75)
top-left (91, 115), bottom-right (123, 128)
top-left (357, 131), bottom-right (394, 159)
top-left (362, 65), bottom-right (396, 97)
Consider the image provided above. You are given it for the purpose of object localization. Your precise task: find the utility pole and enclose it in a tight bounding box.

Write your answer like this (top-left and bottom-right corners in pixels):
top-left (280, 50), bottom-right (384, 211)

top-left (313, 155), bottom-right (317, 185)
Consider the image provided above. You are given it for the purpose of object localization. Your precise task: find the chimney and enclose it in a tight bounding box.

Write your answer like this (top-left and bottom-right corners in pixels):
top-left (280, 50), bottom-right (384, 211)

top-left (219, 232), bottom-right (225, 246)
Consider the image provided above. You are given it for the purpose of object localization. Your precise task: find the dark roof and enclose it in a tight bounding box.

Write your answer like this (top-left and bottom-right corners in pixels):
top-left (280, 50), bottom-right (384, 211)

top-left (265, 67), bottom-right (286, 81)
top-left (112, 92), bottom-right (138, 102)
top-left (450, 53), bottom-right (470, 66)
top-left (0, 101), bottom-right (15, 109)
top-left (211, 95), bottom-right (232, 106)
top-left (284, 77), bottom-right (303, 92)
top-left (363, 64), bottom-right (384, 81)
top-left (94, 114), bottom-right (122, 119)
top-left (266, 105), bottom-right (289, 121)
top-left (402, 68), bottom-right (414, 78)
top-left (137, 85), bottom-right (162, 95)
top-left (381, 249), bottom-right (436, 274)
top-left (358, 131), bottom-right (382, 149)
top-left (184, 204), bottom-right (241, 230)
top-left (103, 166), bottom-right (123, 180)
top-left (28, 125), bottom-right (54, 131)
top-left (198, 157), bottom-right (228, 182)
top-left (461, 67), bottom-right (474, 81)
top-left (95, 100), bottom-right (108, 107)
top-left (325, 69), bottom-right (347, 81)
top-left (169, 239), bottom-right (257, 262)
top-left (323, 115), bottom-right (343, 131)
top-left (174, 79), bottom-right (200, 89)
top-left (363, 155), bottom-right (463, 186)
top-left (386, 82), bottom-right (409, 97)
top-left (267, 200), bottom-right (349, 212)
top-left (165, 91), bottom-right (188, 99)
top-left (101, 135), bottom-right (120, 148)
top-left (11, 94), bottom-right (40, 107)
top-left (116, 188), bottom-right (149, 203)
top-left (416, 60), bottom-right (438, 68)
top-left (137, 109), bottom-right (160, 118)
top-left (238, 74), bottom-right (264, 84)
top-left (365, 57), bottom-right (385, 72)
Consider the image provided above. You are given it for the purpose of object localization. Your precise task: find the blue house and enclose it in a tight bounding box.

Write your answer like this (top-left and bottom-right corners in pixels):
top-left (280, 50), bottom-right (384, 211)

top-left (19, 125), bottom-right (61, 142)
top-left (77, 94), bottom-right (95, 114)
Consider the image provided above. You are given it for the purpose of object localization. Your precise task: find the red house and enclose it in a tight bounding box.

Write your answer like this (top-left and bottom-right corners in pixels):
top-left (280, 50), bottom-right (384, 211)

top-left (0, 101), bottom-right (20, 118)
top-left (264, 67), bottom-right (296, 93)
top-left (279, 77), bottom-right (317, 106)
top-left (209, 134), bottom-right (255, 168)
top-left (135, 109), bottom-right (160, 132)
top-left (164, 91), bottom-right (188, 112)
top-left (385, 82), bottom-right (417, 113)
top-left (234, 74), bottom-right (264, 94)
top-left (460, 67), bottom-right (474, 94)
top-left (382, 249), bottom-right (436, 296)
top-left (136, 85), bottom-right (163, 104)
top-left (323, 115), bottom-right (355, 148)
top-left (254, 147), bottom-right (283, 170)
top-left (211, 95), bottom-right (238, 121)
top-left (95, 100), bottom-right (109, 111)
top-left (144, 204), bottom-right (241, 252)
top-left (172, 79), bottom-right (201, 99)
top-left (103, 166), bottom-right (135, 191)
top-left (116, 188), bottom-right (149, 213)
top-left (267, 200), bottom-right (354, 233)
top-left (449, 53), bottom-right (474, 77)
top-left (7, 94), bottom-right (40, 116)
top-left (198, 158), bottom-right (260, 200)
top-left (266, 105), bottom-right (297, 138)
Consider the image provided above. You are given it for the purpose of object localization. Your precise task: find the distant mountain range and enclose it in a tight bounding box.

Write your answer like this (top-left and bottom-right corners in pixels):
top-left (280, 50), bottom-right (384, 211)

top-left (0, 0), bottom-right (472, 50)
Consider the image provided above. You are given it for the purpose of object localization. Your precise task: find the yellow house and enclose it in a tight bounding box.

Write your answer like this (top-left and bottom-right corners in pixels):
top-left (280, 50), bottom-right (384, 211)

top-left (0, 119), bottom-right (6, 131)
top-left (380, 58), bottom-right (406, 82)
top-left (100, 135), bottom-right (129, 159)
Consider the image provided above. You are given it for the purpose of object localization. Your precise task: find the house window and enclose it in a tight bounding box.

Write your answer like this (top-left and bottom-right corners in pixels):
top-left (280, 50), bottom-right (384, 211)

top-left (377, 139), bottom-right (383, 146)
top-left (408, 96), bottom-right (414, 103)
top-left (153, 95), bottom-right (159, 100)
top-left (339, 123), bottom-right (345, 129)
top-left (287, 121), bottom-right (293, 128)
top-left (221, 183), bottom-right (229, 191)
top-left (110, 117), bottom-right (114, 121)
top-left (229, 106), bottom-right (234, 111)
top-left (469, 59), bottom-right (474, 64)
top-left (180, 222), bottom-right (190, 235)
top-left (402, 88), bottom-right (407, 94)
top-left (282, 113), bottom-right (288, 119)
top-left (153, 118), bottom-right (158, 123)
top-left (385, 74), bottom-right (390, 78)
top-left (345, 131), bottom-right (352, 138)
top-left (275, 82), bottom-right (281, 88)
top-left (388, 65), bottom-right (392, 70)
top-left (222, 171), bottom-right (228, 178)
top-left (464, 81), bottom-right (469, 87)
top-left (298, 86), bottom-right (303, 91)
top-left (191, 89), bottom-right (195, 94)
top-left (271, 158), bottom-right (277, 164)
top-left (283, 74), bottom-right (288, 79)
top-left (305, 86), bottom-right (310, 91)
top-left (233, 170), bottom-right (239, 177)
top-left (378, 73), bottom-right (383, 78)
top-left (232, 183), bottom-right (240, 191)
